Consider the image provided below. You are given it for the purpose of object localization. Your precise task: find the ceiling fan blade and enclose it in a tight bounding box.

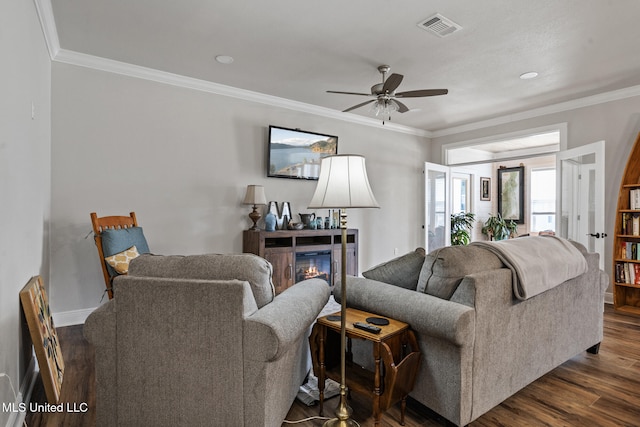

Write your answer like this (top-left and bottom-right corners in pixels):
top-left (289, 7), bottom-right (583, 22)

top-left (392, 99), bottom-right (410, 113)
top-left (396, 89), bottom-right (448, 98)
top-left (327, 90), bottom-right (373, 96)
top-left (382, 73), bottom-right (404, 93)
top-left (343, 99), bottom-right (376, 113)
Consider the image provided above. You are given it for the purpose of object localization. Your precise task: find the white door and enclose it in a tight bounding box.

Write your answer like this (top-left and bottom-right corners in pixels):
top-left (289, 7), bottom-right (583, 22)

top-left (425, 162), bottom-right (450, 252)
top-left (556, 141), bottom-right (605, 268)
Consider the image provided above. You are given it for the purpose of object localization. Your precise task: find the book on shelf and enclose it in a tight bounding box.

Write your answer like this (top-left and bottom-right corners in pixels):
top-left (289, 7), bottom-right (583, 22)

top-left (615, 261), bottom-right (640, 284)
top-left (631, 189), bottom-right (640, 210)
top-left (621, 212), bottom-right (640, 235)
top-left (620, 241), bottom-right (640, 260)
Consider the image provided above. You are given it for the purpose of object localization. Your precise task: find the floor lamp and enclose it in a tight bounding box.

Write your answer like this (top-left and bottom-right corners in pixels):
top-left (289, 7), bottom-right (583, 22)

top-left (308, 154), bottom-right (379, 427)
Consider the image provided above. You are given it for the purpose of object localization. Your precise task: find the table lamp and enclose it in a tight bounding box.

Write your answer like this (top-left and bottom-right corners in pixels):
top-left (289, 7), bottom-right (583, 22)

top-left (243, 184), bottom-right (267, 230)
top-left (308, 154), bottom-right (379, 427)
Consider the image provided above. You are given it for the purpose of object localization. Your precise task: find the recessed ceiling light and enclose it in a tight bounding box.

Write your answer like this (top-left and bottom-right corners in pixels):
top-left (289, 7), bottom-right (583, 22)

top-left (519, 71), bottom-right (538, 80)
top-left (215, 55), bottom-right (234, 64)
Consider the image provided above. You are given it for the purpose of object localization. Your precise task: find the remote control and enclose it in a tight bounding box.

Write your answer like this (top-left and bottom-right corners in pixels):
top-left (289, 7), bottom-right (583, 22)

top-left (353, 322), bottom-right (381, 334)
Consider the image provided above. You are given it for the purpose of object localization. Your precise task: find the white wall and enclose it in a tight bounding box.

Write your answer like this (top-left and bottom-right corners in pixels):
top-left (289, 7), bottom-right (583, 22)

top-left (0, 0), bottom-right (51, 424)
top-left (431, 96), bottom-right (640, 293)
top-left (50, 62), bottom-right (430, 318)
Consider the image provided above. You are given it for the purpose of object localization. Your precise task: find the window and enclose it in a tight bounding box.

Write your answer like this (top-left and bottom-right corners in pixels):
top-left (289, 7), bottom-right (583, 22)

top-left (451, 173), bottom-right (471, 214)
top-left (530, 168), bottom-right (556, 232)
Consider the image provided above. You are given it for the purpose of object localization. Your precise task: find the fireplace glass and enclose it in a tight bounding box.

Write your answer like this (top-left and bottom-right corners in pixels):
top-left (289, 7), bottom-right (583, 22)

top-left (295, 251), bottom-right (332, 286)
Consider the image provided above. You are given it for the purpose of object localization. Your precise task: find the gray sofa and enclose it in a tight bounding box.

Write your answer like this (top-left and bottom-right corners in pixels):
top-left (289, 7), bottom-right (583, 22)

top-left (84, 253), bottom-right (330, 427)
top-left (340, 237), bottom-right (607, 426)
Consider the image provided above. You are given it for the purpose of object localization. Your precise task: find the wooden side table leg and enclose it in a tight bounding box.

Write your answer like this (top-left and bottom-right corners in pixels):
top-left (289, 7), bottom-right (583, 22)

top-left (400, 331), bottom-right (408, 426)
top-left (318, 325), bottom-right (326, 416)
top-left (373, 341), bottom-right (381, 427)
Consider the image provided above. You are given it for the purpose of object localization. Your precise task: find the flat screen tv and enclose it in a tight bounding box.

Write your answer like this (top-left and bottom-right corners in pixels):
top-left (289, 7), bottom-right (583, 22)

top-left (267, 125), bottom-right (338, 180)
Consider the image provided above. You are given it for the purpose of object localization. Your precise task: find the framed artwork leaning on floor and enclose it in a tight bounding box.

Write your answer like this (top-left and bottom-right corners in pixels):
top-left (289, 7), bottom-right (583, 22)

top-left (20, 275), bottom-right (65, 403)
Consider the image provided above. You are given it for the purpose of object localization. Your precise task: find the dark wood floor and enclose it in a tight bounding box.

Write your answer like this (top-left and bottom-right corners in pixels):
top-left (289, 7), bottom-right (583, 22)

top-left (26, 305), bottom-right (640, 427)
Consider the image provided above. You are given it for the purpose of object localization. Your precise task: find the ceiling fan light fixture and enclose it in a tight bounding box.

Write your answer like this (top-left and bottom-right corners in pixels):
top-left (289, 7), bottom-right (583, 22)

top-left (371, 98), bottom-right (398, 122)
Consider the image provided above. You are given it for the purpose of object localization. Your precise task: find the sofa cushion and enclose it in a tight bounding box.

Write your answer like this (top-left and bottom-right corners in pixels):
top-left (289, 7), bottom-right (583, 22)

top-left (128, 253), bottom-right (275, 308)
top-left (362, 248), bottom-right (426, 290)
top-left (417, 245), bottom-right (503, 299)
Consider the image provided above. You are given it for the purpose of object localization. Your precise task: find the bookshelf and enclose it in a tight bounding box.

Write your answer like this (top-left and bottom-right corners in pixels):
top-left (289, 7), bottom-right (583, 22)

top-left (613, 132), bottom-right (640, 316)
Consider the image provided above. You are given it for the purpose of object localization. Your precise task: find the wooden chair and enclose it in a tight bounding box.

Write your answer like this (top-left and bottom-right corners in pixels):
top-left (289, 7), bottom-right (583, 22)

top-left (90, 212), bottom-right (139, 299)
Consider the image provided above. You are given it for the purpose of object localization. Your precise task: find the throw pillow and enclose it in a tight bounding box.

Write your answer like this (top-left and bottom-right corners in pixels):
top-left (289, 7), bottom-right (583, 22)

top-left (417, 245), bottom-right (503, 299)
top-left (362, 248), bottom-right (426, 290)
top-left (101, 226), bottom-right (150, 256)
top-left (105, 245), bottom-right (140, 274)
top-left (100, 227), bottom-right (150, 277)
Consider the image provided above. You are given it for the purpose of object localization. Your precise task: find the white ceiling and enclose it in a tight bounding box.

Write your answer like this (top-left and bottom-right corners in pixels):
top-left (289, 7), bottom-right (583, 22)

top-left (49, 0), bottom-right (640, 133)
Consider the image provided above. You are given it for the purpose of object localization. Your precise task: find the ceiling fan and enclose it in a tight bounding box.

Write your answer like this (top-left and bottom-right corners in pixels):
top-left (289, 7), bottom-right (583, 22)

top-left (327, 65), bottom-right (448, 123)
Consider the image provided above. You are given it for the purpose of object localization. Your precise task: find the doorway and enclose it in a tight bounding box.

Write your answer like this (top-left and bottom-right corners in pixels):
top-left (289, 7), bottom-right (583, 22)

top-left (434, 125), bottom-right (605, 268)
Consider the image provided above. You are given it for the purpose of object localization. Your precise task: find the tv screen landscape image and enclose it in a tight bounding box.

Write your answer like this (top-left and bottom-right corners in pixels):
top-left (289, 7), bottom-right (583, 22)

top-left (268, 126), bottom-right (338, 180)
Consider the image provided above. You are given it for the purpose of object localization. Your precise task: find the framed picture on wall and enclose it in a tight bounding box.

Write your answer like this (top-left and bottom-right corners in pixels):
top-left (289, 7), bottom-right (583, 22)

top-left (480, 177), bottom-right (491, 201)
top-left (497, 166), bottom-right (524, 224)
top-left (267, 125), bottom-right (338, 180)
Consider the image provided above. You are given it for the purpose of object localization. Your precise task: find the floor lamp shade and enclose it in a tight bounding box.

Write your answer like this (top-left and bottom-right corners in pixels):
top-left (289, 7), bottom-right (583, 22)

top-left (308, 155), bottom-right (379, 209)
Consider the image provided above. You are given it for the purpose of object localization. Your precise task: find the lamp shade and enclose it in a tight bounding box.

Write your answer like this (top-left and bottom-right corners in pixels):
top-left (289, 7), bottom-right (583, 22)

top-left (242, 185), bottom-right (267, 205)
top-left (308, 155), bottom-right (379, 209)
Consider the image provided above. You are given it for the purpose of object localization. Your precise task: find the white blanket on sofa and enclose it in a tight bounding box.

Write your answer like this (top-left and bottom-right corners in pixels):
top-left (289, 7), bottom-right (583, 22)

top-left (471, 236), bottom-right (588, 300)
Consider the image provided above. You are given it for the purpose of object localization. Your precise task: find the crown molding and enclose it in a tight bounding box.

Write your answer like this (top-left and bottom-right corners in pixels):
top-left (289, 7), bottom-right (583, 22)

top-left (50, 48), bottom-right (640, 141)
top-left (431, 84), bottom-right (640, 138)
top-left (33, 0), bottom-right (60, 60)
top-left (35, 0), bottom-right (640, 140)
top-left (52, 49), bottom-right (431, 138)
top-left (33, 0), bottom-right (429, 137)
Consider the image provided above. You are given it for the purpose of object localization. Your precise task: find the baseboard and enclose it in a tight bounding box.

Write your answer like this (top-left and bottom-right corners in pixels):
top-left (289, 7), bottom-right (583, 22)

top-left (4, 358), bottom-right (38, 427)
top-left (3, 391), bottom-right (23, 427)
top-left (605, 292), bottom-right (613, 305)
top-left (52, 307), bottom-right (97, 327)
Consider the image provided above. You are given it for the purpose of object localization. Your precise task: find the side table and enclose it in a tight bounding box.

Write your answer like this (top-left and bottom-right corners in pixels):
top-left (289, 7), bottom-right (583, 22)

top-left (309, 308), bottom-right (421, 426)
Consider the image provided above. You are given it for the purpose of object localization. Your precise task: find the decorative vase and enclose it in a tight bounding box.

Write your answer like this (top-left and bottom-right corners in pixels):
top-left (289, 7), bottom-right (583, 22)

top-left (265, 213), bottom-right (276, 231)
top-left (299, 213), bottom-right (316, 229)
top-left (268, 201), bottom-right (292, 230)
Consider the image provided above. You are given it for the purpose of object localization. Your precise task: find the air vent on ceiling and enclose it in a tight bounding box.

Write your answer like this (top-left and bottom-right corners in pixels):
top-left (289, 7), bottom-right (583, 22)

top-left (417, 13), bottom-right (462, 37)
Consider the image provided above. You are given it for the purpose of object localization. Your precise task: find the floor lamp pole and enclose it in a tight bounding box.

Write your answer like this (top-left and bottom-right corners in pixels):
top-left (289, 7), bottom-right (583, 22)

top-left (324, 208), bottom-right (358, 427)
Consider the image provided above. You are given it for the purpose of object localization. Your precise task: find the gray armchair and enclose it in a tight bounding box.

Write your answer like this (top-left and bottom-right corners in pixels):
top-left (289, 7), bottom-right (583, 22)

top-left (84, 253), bottom-right (330, 427)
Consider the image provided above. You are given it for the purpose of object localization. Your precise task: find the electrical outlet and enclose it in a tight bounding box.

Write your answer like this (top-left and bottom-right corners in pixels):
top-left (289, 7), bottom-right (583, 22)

top-left (394, 248), bottom-right (399, 255)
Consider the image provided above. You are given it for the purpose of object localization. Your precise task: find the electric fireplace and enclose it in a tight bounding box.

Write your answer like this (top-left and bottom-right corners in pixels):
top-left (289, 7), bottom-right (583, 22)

top-left (295, 251), bottom-right (332, 286)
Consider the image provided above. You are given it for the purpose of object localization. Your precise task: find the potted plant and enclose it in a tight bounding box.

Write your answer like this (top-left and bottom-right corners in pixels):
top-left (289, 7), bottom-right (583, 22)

top-left (481, 213), bottom-right (518, 240)
top-left (450, 212), bottom-right (476, 246)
